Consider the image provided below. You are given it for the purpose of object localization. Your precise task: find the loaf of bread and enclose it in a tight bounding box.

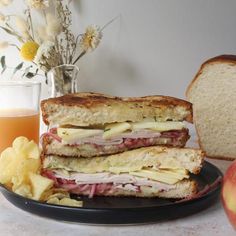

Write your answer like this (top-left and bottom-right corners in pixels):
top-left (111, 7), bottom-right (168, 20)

top-left (186, 55), bottom-right (236, 160)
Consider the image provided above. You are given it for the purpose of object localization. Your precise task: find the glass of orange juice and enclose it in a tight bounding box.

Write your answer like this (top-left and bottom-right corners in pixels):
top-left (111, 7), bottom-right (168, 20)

top-left (0, 80), bottom-right (41, 154)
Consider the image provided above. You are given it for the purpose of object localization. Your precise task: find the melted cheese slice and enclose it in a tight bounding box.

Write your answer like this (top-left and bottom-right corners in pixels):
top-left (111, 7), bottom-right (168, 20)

top-left (131, 121), bottom-right (185, 131)
top-left (57, 120), bottom-right (185, 142)
top-left (130, 168), bottom-right (188, 185)
top-left (57, 128), bottom-right (102, 142)
top-left (103, 122), bottom-right (131, 139)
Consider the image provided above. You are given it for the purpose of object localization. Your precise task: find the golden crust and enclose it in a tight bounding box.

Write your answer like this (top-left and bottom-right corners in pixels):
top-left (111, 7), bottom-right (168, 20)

top-left (186, 54), bottom-right (236, 97)
top-left (204, 155), bottom-right (235, 161)
top-left (41, 92), bottom-right (193, 126)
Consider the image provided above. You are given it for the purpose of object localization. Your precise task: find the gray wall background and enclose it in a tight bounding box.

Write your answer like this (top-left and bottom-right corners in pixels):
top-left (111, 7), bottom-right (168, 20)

top-left (2, 0), bottom-right (236, 98)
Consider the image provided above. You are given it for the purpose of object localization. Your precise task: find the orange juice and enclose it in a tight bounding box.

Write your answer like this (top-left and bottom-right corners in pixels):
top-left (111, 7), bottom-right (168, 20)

top-left (0, 108), bottom-right (39, 154)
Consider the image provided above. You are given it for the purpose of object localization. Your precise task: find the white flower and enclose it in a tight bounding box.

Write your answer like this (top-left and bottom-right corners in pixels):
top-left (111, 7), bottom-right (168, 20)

top-left (27, 0), bottom-right (49, 9)
top-left (46, 13), bottom-right (62, 37)
top-left (0, 12), bottom-right (5, 23)
top-left (80, 25), bottom-right (103, 52)
top-left (0, 41), bottom-right (9, 50)
top-left (34, 41), bottom-right (60, 72)
top-left (0, 0), bottom-right (13, 7)
top-left (15, 16), bottom-right (28, 33)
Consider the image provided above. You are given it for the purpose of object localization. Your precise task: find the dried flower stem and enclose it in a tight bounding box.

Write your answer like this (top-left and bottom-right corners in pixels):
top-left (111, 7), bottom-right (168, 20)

top-left (42, 9), bottom-right (47, 23)
top-left (9, 43), bottom-right (20, 50)
top-left (4, 23), bottom-right (25, 43)
top-left (72, 50), bottom-right (86, 65)
top-left (101, 15), bottom-right (121, 31)
top-left (27, 8), bottom-right (34, 39)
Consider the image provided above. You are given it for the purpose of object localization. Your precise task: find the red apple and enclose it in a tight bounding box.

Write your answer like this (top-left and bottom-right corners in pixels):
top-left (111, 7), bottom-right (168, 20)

top-left (222, 160), bottom-right (236, 230)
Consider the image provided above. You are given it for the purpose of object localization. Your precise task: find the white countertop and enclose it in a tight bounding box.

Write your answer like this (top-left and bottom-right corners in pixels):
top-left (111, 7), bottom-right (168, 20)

top-left (0, 134), bottom-right (235, 236)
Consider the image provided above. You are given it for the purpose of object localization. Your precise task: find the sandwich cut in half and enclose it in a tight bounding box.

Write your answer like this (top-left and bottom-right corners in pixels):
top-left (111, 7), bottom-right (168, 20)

top-left (42, 146), bottom-right (204, 198)
top-left (41, 93), bottom-right (193, 158)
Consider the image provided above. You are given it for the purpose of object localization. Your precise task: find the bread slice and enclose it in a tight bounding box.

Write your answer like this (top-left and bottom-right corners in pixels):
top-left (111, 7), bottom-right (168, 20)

top-left (41, 92), bottom-right (192, 126)
top-left (43, 146), bottom-right (204, 174)
top-left (186, 55), bottom-right (236, 160)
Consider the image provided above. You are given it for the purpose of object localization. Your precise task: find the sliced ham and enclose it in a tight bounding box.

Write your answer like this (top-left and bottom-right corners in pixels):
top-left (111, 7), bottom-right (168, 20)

top-left (42, 127), bottom-right (186, 148)
top-left (44, 170), bottom-right (179, 198)
top-left (115, 184), bottom-right (140, 192)
top-left (69, 135), bottom-right (124, 146)
top-left (41, 132), bottom-right (62, 143)
top-left (89, 184), bottom-right (97, 198)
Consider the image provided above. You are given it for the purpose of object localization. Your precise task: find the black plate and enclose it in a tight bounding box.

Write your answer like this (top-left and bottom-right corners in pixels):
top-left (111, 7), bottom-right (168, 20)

top-left (0, 161), bottom-right (222, 225)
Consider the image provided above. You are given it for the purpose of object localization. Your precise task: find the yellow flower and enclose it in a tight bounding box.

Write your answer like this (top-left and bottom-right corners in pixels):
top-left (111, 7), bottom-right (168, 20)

top-left (20, 41), bottom-right (39, 61)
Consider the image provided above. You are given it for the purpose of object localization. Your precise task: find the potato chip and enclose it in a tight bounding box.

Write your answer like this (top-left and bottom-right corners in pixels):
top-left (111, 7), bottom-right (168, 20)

top-left (0, 137), bottom-right (41, 194)
top-left (47, 197), bottom-right (60, 205)
top-left (47, 197), bottom-right (83, 207)
top-left (11, 155), bottom-right (40, 190)
top-left (13, 137), bottom-right (40, 160)
top-left (47, 192), bottom-right (70, 200)
top-left (29, 173), bottom-right (54, 201)
top-left (40, 189), bottom-right (54, 202)
top-left (12, 137), bottom-right (29, 153)
top-left (0, 137), bottom-right (77, 206)
top-left (14, 184), bottom-right (32, 198)
top-left (0, 147), bottom-right (17, 184)
top-left (24, 141), bottom-right (40, 159)
top-left (59, 198), bottom-right (83, 207)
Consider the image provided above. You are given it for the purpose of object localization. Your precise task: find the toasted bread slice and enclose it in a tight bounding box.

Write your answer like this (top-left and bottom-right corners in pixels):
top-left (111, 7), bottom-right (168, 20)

top-left (186, 55), bottom-right (236, 160)
top-left (41, 92), bottom-right (192, 127)
top-left (43, 146), bottom-right (204, 175)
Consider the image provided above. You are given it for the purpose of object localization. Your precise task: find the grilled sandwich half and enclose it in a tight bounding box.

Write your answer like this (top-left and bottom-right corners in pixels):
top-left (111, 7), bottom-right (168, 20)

top-left (41, 93), bottom-right (192, 158)
top-left (42, 146), bottom-right (204, 198)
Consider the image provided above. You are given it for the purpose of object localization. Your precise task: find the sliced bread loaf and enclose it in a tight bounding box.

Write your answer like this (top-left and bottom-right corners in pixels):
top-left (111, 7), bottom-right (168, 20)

top-left (186, 55), bottom-right (236, 160)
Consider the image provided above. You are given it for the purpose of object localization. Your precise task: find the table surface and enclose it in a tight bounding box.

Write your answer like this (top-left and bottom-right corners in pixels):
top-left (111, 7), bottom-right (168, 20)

top-left (0, 132), bottom-right (235, 236)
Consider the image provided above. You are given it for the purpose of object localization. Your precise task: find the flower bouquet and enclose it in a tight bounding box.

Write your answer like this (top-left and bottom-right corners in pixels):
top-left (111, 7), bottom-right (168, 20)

top-left (0, 0), bottom-right (112, 96)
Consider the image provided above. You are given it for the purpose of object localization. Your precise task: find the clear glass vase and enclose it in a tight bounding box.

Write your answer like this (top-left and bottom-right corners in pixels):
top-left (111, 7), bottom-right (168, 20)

top-left (47, 64), bottom-right (80, 97)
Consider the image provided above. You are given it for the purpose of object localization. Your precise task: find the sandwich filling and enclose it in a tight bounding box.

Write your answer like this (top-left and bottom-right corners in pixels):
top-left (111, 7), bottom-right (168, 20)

top-left (43, 167), bottom-right (190, 198)
top-left (42, 120), bottom-right (190, 157)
